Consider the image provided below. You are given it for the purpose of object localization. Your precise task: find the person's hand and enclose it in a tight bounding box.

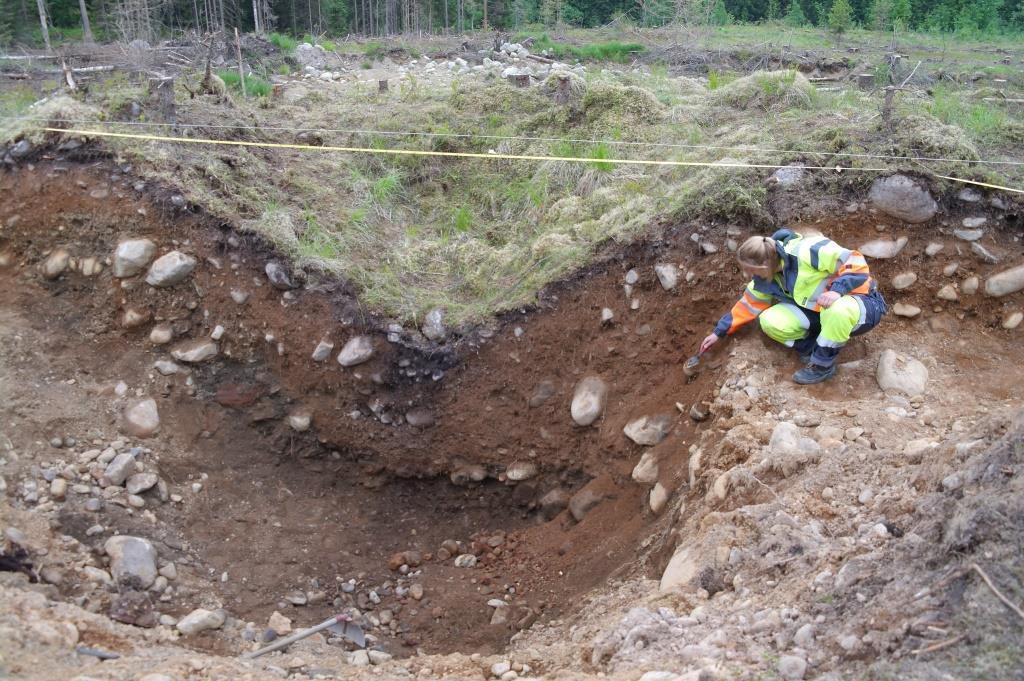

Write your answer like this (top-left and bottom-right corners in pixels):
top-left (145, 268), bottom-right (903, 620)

top-left (817, 291), bottom-right (841, 308)
top-left (699, 333), bottom-right (720, 355)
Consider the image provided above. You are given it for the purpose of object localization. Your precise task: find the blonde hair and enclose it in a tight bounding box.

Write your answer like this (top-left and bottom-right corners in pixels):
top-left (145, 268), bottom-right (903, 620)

top-left (737, 236), bottom-right (779, 273)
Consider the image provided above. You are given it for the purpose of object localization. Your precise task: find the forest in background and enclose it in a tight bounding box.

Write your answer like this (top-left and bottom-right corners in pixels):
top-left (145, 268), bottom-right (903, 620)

top-left (2, 0), bottom-right (1023, 49)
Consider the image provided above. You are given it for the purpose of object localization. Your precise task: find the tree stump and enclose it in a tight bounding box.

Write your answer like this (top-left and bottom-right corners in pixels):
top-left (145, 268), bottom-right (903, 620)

top-left (507, 74), bottom-right (530, 88)
top-left (856, 74), bottom-right (874, 89)
top-left (555, 75), bottom-right (571, 104)
top-left (148, 77), bottom-right (175, 124)
top-left (378, 79), bottom-right (389, 93)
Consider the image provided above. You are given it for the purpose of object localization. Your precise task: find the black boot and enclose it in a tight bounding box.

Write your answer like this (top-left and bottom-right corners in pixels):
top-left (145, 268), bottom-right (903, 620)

top-left (793, 363), bottom-right (836, 385)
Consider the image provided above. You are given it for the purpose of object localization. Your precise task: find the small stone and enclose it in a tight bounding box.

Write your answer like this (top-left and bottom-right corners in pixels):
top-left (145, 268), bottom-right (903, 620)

top-left (631, 451), bottom-right (659, 484)
top-left (568, 486), bottom-right (603, 522)
top-left (623, 414), bottom-right (672, 446)
top-left (778, 655), bottom-right (807, 680)
top-left (891, 272), bottom-right (917, 290)
top-left (625, 269), bottom-right (639, 285)
top-left (924, 242), bottom-right (944, 257)
top-left (149, 324), bottom-right (173, 344)
top-left (176, 608), bottom-right (225, 635)
top-left (492, 662), bottom-right (512, 677)
top-left (122, 398), bottom-right (160, 438)
top-left (962, 276), bottom-right (979, 295)
top-left (936, 285), bottom-right (958, 301)
top-left (210, 325), bottom-right (225, 340)
top-left (103, 452), bottom-right (137, 485)
top-left (145, 251), bottom-right (196, 287)
top-left (986, 265), bottom-right (1024, 297)
top-left (506, 461), bottom-right (538, 481)
top-left (876, 349), bottom-right (928, 396)
top-left (422, 308), bottom-right (447, 342)
top-left (368, 650), bottom-right (392, 665)
top-left (40, 248), bottom-right (71, 280)
top-left (311, 340), bottom-right (334, 362)
top-left (50, 478), bottom-right (67, 500)
top-left (954, 228), bottom-right (984, 241)
top-left (105, 536), bottom-right (158, 588)
top-left (600, 308), bottom-right (614, 324)
top-left (893, 303), bottom-right (921, 318)
top-left (286, 591), bottom-right (308, 605)
top-left (958, 188), bottom-right (983, 203)
top-left (654, 263), bottom-right (679, 290)
top-left (971, 242), bottom-right (1000, 264)
top-left (943, 263), bottom-right (960, 277)
top-left (961, 216), bottom-right (987, 228)
top-left (288, 411), bottom-right (312, 432)
top-left (858, 488), bottom-right (874, 504)
top-left (410, 583), bottom-right (424, 600)
top-left (268, 611), bottom-right (292, 634)
top-left (112, 239), bottom-right (156, 277)
top-left (337, 336), bottom-right (375, 366)
top-left (1003, 311), bottom-right (1023, 330)
top-left (230, 289), bottom-right (249, 304)
top-left (170, 340), bottom-right (218, 363)
top-left (570, 376), bottom-right (607, 427)
top-left (406, 408), bottom-right (435, 427)
top-left (859, 237), bottom-right (908, 259)
top-left (349, 650), bottom-right (370, 666)
top-left (689, 403), bottom-right (709, 422)
top-left (649, 483), bottom-right (669, 514)
top-left (126, 473), bottom-right (158, 495)
top-left (794, 623), bottom-right (815, 647)
top-left (454, 554), bottom-right (477, 568)
top-left (265, 261), bottom-right (294, 290)
top-left (528, 380), bottom-right (556, 408)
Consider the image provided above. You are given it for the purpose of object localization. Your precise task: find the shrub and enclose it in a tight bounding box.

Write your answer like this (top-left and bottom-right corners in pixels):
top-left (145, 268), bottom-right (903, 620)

top-left (269, 32), bottom-right (297, 52)
top-left (217, 70), bottom-right (272, 97)
top-left (785, 0), bottom-right (809, 26)
top-left (709, 70), bottom-right (813, 111)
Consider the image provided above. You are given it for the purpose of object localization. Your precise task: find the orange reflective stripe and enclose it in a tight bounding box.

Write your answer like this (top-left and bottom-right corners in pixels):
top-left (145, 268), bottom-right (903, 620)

top-left (742, 290), bottom-right (773, 311)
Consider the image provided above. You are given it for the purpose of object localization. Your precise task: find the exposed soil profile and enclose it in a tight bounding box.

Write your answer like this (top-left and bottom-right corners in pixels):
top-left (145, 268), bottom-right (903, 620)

top-left (2, 153), bottom-right (1023, 675)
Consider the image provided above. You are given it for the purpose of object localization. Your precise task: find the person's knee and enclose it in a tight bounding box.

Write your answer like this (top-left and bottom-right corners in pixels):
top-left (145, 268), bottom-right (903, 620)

top-left (759, 306), bottom-right (804, 343)
top-left (821, 297), bottom-right (860, 336)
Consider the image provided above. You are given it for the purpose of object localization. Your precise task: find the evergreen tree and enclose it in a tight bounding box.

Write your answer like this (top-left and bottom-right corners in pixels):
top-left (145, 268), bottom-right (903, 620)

top-left (828, 0), bottom-right (853, 32)
top-left (710, 0), bottom-right (732, 24)
top-left (784, 0), bottom-right (809, 25)
top-left (767, 0), bottom-right (780, 18)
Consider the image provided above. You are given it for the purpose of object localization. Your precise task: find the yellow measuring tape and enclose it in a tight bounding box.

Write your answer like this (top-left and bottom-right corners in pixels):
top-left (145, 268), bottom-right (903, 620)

top-left (41, 127), bottom-right (1024, 195)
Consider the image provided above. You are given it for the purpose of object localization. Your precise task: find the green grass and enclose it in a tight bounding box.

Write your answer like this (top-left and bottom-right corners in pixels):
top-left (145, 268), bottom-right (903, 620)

top-left (217, 70), bottom-right (272, 98)
top-left (269, 32), bottom-right (297, 52)
top-left (927, 85), bottom-right (1010, 143)
top-left (513, 33), bottom-right (645, 63)
top-left (0, 85), bottom-right (37, 116)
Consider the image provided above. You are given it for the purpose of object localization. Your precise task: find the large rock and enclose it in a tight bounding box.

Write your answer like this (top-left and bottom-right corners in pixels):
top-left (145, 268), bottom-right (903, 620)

top-left (876, 349), bottom-right (928, 396)
top-left (337, 336), bottom-right (375, 366)
top-left (170, 340), bottom-right (218, 363)
top-left (570, 376), bottom-right (608, 426)
top-left (105, 536), bottom-right (158, 588)
top-left (176, 608), bottom-right (226, 635)
top-left (421, 308), bottom-right (447, 342)
top-left (868, 175), bottom-right (937, 223)
top-left (112, 239), bottom-right (156, 277)
top-left (985, 265), bottom-right (1024, 297)
top-left (659, 546), bottom-right (698, 592)
top-left (126, 473), bottom-right (158, 495)
top-left (145, 251), bottom-right (196, 287)
top-left (860, 237), bottom-right (908, 260)
top-left (623, 415), bottom-right (673, 446)
top-left (122, 398), bottom-right (160, 438)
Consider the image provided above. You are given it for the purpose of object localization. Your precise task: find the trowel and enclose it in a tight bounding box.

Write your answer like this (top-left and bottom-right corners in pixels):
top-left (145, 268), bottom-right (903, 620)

top-left (243, 613), bottom-right (366, 659)
top-left (683, 349), bottom-right (705, 379)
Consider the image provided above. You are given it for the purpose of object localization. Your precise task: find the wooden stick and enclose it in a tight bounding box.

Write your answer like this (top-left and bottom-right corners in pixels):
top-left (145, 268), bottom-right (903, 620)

top-left (899, 60), bottom-right (922, 88)
top-left (234, 27), bottom-right (246, 98)
top-left (972, 563), bottom-right (1024, 621)
top-left (911, 634), bottom-right (965, 655)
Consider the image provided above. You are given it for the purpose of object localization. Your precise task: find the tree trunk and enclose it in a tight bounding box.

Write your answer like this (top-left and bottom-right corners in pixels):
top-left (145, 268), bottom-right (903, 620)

top-left (192, 0), bottom-right (201, 30)
top-left (78, 0), bottom-right (94, 42)
top-left (443, 0), bottom-right (447, 33)
top-left (35, 0), bottom-right (51, 51)
top-left (482, 0), bottom-right (487, 31)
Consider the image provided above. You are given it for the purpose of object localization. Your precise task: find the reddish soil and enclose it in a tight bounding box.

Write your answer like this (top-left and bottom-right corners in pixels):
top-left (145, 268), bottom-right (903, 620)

top-left (1, 154), bottom-right (1021, 659)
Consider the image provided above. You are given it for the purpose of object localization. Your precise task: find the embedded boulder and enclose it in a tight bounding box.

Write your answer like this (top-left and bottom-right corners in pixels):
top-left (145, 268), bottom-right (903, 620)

top-left (868, 175), bottom-right (937, 223)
